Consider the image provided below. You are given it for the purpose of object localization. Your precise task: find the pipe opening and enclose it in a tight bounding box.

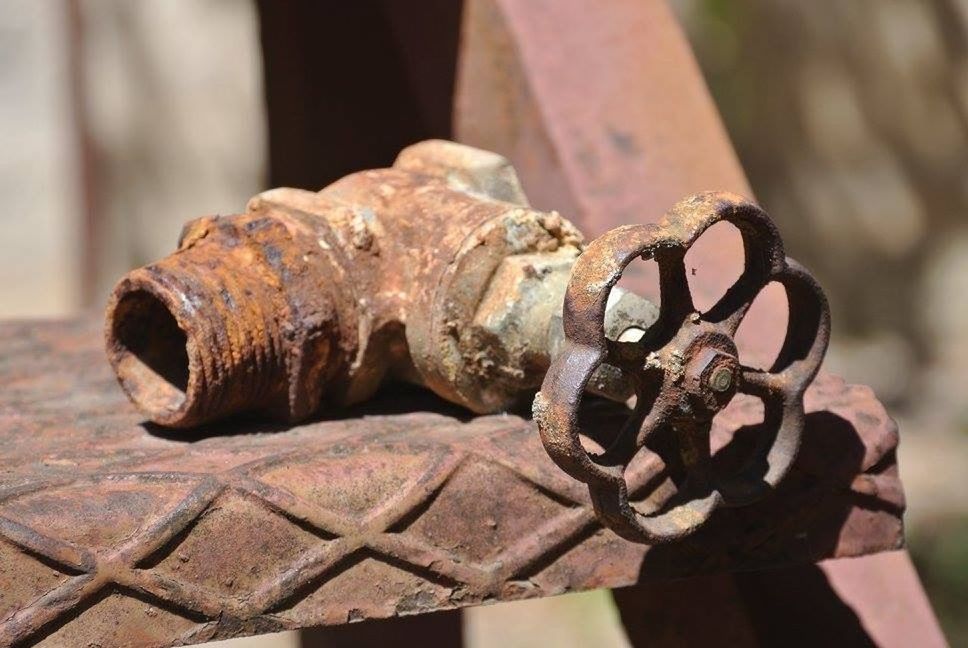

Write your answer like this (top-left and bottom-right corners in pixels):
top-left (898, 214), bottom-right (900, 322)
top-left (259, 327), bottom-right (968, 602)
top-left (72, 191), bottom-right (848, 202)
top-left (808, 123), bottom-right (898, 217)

top-left (109, 290), bottom-right (191, 416)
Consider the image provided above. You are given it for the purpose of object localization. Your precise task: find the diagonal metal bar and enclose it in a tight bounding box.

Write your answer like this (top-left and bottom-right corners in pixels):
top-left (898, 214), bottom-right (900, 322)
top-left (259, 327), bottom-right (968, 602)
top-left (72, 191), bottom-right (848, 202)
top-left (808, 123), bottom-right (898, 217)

top-left (452, 0), bottom-right (939, 643)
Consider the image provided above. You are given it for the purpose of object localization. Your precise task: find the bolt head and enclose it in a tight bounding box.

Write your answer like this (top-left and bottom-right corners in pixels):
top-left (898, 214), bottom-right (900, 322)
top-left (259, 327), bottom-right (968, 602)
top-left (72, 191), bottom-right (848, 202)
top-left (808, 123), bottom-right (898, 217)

top-left (683, 344), bottom-right (739, 414)
top-left (708, 366), bottom-right (733, 392)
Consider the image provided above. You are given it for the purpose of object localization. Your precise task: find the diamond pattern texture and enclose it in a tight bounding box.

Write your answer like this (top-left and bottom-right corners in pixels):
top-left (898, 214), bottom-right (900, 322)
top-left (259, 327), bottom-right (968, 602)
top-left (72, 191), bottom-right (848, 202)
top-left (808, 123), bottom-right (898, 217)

top-left (0, 320), bottom-right (903, 647)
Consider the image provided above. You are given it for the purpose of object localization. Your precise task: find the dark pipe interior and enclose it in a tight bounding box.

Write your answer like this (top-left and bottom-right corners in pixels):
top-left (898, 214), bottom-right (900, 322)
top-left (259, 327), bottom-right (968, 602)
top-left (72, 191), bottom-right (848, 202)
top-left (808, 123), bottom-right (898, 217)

top-left (110, 290), bottom-right (190, 414)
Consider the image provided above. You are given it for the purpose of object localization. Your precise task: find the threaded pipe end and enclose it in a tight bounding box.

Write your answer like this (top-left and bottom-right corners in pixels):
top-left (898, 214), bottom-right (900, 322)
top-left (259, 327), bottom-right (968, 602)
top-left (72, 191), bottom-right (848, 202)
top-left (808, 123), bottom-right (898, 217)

top-left (105, 239), bottom-right (290, 428)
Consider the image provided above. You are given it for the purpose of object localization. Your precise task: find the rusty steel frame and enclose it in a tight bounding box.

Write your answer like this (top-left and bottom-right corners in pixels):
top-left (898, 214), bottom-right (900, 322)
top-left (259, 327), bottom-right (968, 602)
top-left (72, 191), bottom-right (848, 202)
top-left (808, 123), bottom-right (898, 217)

top-left (0, 320), bottom-right (900, 646)
top-left (0, 0), bottom-right (944, 646)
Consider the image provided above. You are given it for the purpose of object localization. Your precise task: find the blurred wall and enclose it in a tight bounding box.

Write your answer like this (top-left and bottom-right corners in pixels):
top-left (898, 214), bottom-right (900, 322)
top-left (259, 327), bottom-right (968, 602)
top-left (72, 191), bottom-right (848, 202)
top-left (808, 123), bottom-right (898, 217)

top-left (0, 0), bottom-right (80, 317)
top-left (0, 0), bottom-right (266, 318)
top-left (76, 0), bottom-right (266, 306)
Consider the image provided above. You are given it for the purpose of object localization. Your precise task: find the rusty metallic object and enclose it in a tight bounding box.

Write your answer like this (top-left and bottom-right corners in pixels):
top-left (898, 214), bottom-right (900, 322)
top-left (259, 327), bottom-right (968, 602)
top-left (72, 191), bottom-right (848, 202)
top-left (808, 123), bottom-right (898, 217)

top-left (105, 140), bottom-right (594, 429)
top-left (534, 192), bottom-right (830, 543)
top-left (0, 319), bottom-right (902, 646)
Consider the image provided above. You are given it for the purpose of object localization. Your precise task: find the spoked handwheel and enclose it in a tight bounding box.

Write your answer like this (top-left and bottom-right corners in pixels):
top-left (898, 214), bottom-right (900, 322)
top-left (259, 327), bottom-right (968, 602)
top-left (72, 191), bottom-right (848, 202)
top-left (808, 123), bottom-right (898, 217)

top-left (533, 192), bottom-right (830, 543)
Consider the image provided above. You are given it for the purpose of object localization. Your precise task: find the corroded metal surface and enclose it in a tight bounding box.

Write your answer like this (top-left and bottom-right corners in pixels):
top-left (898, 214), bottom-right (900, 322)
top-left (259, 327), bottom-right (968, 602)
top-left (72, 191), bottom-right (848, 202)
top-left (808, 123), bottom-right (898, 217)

top-left (104, 140), bottom-right (586, 429)
top-left (0, 319), bottom-right (901, 646)
top-left (535, 192), bottom-right (830, 543)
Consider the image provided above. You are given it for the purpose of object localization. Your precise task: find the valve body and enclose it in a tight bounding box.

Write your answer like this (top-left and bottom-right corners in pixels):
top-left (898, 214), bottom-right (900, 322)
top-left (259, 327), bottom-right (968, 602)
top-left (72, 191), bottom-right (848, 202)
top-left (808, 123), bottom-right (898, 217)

top-left (106, 141), bottom-right (613, 427)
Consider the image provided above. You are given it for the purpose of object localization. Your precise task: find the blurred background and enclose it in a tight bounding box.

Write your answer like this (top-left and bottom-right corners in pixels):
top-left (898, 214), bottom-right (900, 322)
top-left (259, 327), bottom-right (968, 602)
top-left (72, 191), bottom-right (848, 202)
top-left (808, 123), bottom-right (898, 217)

top-left (1, 0), bottom-right (965, 645)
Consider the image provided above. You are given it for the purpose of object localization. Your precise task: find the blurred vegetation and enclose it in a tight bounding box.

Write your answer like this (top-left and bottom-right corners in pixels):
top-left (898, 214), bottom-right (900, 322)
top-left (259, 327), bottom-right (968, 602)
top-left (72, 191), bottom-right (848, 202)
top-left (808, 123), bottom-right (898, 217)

top-left (909, 517), bottom-right (968, 646)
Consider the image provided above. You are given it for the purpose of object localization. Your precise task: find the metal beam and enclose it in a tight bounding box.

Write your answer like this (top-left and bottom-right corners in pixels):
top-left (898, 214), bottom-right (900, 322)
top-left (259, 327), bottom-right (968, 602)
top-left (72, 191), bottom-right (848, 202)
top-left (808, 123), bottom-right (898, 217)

top-left (0, 319), bottom-right (901, 646)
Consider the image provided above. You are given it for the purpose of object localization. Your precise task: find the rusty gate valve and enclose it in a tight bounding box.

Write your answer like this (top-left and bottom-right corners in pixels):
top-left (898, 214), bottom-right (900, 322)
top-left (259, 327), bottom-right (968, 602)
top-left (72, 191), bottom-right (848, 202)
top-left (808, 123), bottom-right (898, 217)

top-left (533, 192), bottom-right (831, 544)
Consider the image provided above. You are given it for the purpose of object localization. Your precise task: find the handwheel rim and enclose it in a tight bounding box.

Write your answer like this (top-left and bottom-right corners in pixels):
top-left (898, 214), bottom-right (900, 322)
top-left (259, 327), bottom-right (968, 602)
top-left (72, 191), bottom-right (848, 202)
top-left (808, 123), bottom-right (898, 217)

top-left (534, 191), bottom-right (830, 544)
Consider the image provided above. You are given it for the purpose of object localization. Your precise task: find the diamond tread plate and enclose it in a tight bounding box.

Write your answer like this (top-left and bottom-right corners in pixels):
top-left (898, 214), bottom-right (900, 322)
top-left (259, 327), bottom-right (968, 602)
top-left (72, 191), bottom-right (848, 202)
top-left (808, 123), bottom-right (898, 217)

top-left (0, 319), bottom-right (903, 647)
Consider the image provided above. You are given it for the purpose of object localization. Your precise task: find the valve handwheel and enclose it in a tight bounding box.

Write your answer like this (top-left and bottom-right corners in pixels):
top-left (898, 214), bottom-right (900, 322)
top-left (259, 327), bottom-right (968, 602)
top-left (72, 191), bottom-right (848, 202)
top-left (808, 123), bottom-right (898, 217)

top-left (533, 191), bottom-right (831, 543)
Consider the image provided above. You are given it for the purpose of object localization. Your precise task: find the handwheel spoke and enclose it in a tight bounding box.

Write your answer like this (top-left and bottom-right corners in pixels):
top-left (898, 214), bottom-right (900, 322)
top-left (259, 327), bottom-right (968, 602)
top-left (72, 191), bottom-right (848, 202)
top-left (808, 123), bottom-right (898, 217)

top-left (702, 273), bottom-right (766, 334)
top-left (673, 419), bottom-right (713, 489)
top-left (595, 407), bottom-right (646, 469)
top-left (655, 248), bottom-right (694, 336)
top-left (605, 338), bottom-right (647, 372)
top-left (739, 366), bottom-right (785, 399)
top-left (589, 377), bottom-right (662, 468)
top-left (634, 379), bottom-right (673, 447)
